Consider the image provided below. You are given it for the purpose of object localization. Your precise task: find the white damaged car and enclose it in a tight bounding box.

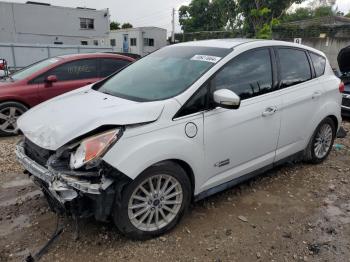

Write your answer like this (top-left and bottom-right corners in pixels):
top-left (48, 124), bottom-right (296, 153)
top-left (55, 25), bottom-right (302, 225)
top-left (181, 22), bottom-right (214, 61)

top-left (16, 39), bottom-right (342, 239)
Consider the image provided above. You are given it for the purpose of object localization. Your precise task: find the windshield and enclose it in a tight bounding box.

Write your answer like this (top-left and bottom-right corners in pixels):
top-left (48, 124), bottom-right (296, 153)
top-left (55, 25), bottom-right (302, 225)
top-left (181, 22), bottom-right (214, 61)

top-left (11, 57), bottom-right (61, 81)
top-left (96, 46), bottom-right (231, 102)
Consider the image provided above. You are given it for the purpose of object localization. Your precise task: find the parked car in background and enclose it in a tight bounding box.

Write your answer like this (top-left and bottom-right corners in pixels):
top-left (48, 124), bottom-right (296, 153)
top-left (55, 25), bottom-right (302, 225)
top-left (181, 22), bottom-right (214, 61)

top-left (338, 46), bottom-right (350, 117)
top-left (0, 53), bottom-right (134, 136)
top-left (16, 40), bottom-right (342, 240)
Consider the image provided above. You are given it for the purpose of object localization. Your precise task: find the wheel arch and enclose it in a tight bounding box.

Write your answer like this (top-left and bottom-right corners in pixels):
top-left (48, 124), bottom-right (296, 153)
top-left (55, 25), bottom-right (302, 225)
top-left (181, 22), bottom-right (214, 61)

top-left (327, 115), bottom-right (339, 131)
top-left (0, 99), bottom-right (30, 109)
top-left (164, 159), bottom-right (195, 200)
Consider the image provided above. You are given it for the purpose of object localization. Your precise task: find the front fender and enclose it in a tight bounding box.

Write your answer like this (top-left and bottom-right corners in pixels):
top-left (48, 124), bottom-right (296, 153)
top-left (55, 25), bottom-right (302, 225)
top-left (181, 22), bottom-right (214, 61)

top-left (102, 118), bottom-right (204, 188)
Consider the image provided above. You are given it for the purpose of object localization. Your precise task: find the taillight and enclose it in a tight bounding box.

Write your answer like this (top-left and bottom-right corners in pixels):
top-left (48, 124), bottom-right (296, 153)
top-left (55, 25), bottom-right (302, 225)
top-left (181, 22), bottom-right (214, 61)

top-left (0, 63), bottom-right (3, 70)
top-left (339, 82), bottom-right (345, 93)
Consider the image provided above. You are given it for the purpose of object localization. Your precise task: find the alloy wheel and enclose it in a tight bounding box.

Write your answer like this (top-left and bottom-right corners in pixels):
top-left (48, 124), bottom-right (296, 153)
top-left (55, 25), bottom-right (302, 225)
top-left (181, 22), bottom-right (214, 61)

top-left (128, 174), bottom-right (183, 232)
top-left (0, 106), bottom-right (24, 134)
top-left (313, 123), bottom-right (333, 159)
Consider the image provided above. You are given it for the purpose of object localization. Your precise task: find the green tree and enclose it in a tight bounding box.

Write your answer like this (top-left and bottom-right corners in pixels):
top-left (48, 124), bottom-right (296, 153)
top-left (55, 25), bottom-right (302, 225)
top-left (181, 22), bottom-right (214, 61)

top-left (110, 21), bottom-right (120, 30)
top-left (282, 5), bottom-right (336, 23)
top-left (314, 5), bottom-right (333, 17)
top-left (282, 7), bottom-right (313, 22)
top-left (179, 0), bottom-right (228, 32)
top-left (239, 0), bottom-right (305, 37)
top-left (346, 12), bottom-right (350, 18)
top-left (121, 23), bottom-right (133, 29)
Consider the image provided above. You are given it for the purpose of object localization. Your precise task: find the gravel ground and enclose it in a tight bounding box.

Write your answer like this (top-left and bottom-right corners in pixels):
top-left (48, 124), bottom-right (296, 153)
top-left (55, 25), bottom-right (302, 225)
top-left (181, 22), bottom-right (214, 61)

top-left (0, 121), bottom-right (349, 262)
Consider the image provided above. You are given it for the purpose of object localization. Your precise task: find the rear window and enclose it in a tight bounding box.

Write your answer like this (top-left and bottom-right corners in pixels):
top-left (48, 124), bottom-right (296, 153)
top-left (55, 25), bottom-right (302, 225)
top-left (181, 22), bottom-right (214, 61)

top-left (278, 48), bottom-right (312, 88)
top-left (100, 58), bottom-right (130, 78)
top-left (310, 52), bottom-right (326, 77)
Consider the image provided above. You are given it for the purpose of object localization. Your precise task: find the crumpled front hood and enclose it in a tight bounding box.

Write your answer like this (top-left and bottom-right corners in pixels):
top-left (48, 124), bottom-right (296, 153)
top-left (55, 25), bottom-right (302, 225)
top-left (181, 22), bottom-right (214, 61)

top-left (18, 87), bottom-right (165, 150)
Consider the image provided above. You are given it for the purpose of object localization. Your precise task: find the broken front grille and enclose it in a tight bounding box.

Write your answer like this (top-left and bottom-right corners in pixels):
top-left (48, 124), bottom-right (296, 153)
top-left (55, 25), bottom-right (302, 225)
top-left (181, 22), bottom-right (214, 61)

top-left (24, 138), bottom-right (53, 167)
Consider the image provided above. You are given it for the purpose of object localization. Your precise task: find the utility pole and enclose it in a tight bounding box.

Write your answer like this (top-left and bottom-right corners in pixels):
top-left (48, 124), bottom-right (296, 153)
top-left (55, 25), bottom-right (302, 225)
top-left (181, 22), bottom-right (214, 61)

top-left (171, 8), bottom-right (175, 43)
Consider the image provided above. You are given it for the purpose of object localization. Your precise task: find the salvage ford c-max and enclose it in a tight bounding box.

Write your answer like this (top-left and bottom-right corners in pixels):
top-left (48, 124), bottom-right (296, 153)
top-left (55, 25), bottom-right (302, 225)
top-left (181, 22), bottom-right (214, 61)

top-left (16, 39), bottom-right (342, 240)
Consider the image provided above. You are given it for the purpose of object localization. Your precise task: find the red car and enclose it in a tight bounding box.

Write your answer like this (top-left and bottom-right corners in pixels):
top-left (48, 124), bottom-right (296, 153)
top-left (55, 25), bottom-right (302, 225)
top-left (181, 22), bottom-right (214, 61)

top-left (0, 53), bottom-right (134, 136)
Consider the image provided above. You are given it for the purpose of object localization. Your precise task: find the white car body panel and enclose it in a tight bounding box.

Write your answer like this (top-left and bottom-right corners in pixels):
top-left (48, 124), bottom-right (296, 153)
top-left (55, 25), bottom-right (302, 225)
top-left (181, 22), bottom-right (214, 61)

top-left (17, 39), bottom-right (342, 198)
top-left (18, 88), bottom-right (165, 150)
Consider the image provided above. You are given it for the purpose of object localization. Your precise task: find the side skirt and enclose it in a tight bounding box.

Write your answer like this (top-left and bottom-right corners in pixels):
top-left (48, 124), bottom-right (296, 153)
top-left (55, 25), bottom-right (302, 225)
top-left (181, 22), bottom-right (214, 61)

top-left (194, 151), bottom-right (304, 202)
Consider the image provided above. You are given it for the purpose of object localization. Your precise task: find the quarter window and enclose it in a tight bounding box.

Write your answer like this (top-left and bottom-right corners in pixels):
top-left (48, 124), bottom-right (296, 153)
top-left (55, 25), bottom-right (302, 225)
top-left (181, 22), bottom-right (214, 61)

top-left (310, 52), bottom-right (326, 78)
top-left (100, 59), bottom-right (130, 78)
top-left (278, 48), bottom-right (312, 88)
top-left (212, 49), bottom-right (273, 100)
top-left (176, 84), bottom-right (208, 118)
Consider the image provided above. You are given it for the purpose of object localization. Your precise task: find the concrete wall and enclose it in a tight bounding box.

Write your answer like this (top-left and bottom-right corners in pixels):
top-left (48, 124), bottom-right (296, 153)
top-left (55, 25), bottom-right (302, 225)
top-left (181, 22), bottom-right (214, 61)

top-left (109, 27), bottom-right (167, 56)
top-left (0, 42), bottom-right (116, 70)
top-left (0, 1), bottom-right (110, 45)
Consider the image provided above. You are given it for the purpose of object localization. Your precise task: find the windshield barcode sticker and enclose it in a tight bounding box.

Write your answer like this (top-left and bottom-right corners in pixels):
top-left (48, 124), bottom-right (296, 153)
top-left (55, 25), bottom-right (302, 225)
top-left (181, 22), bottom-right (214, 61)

top-left (191, 55), bottom-right (222, 64)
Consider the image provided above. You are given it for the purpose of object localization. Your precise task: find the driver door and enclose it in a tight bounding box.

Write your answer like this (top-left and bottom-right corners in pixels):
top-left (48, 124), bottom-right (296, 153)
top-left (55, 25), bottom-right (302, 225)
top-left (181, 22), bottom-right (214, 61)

top-left (34, 59), bottom-right (100, 103)
top-left (199, 48), bottom-right (282, 193)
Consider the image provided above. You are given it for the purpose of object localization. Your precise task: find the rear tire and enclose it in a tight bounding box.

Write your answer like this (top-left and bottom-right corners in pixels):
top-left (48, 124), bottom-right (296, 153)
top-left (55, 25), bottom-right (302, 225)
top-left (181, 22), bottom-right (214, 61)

top-left (304, 117), bottom-right (336, 164)
top-left (113, 161), bottom-right (191, 240)
top-left (0, 102), bottom-right (28, 136)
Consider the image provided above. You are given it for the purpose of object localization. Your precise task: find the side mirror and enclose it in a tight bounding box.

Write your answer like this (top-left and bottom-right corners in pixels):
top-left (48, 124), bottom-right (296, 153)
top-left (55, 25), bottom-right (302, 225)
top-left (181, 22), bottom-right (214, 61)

top-left (45, 75), bottom-right (58, 84)
top-left (213, 89), bottom-right (241, 110)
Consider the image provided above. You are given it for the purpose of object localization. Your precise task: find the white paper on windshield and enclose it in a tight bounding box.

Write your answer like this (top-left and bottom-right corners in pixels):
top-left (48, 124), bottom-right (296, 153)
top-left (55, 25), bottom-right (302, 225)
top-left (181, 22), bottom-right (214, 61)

top-left (191, 55), bottom-right (221, 64)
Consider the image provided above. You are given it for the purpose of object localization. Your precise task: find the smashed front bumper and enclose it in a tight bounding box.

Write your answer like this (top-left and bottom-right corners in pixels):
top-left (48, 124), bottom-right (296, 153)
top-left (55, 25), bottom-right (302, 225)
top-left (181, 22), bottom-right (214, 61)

top-left (15, 140), bottom-right (118, 220)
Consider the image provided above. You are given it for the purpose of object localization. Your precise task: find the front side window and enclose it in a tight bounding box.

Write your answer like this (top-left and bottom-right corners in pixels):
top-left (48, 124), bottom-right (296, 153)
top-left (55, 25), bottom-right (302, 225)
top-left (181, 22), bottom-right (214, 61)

top-left (80, 18), bottom-right (94, 29)
top-left (212, 49), bottom-right (273, 100)
top-left (278, 48), bottom-right (311, 88)
top-left (11, 58), bottom-right (62, 81)
top-left (33, 59), bottom-right (98, 83)
top-left (310, 52), bottom-right (326, 78)
top-left (100, 59), bottom-right (130, 78)
top-left (95, 46), bottom-right (231, 102)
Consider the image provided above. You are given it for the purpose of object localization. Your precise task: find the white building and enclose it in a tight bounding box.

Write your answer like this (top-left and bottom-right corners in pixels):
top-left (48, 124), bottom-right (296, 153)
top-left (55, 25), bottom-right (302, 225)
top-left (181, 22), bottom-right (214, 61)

top-left (0, 1), bottom-right (110, 46)
top-left (108, 27), bottom-right (167, 56)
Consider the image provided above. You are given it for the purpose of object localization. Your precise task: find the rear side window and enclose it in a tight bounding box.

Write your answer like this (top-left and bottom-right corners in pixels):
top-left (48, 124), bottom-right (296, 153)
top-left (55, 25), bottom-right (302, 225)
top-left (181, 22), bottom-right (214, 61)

top-left (277, 48), bottom-right (311, 88)
top-left (212, 49), bottom-right (273, 100)
top-left (32, 59), bottom-right (99, 83)
top-left (310, 52), bottom-right (326, 77)
top-left (100, 58), bottom-right (130, 78)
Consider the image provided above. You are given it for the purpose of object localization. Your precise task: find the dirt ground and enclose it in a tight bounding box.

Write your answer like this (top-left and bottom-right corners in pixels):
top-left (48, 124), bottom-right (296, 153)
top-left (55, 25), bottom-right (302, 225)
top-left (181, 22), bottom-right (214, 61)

top-left (0, 121), bottom-right (349, 262)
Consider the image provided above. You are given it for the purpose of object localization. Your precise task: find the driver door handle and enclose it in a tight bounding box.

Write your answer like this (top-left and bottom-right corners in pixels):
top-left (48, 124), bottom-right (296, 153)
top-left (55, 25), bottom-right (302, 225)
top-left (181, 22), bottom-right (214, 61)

top-left (262, 106), bottom-right (278, 117)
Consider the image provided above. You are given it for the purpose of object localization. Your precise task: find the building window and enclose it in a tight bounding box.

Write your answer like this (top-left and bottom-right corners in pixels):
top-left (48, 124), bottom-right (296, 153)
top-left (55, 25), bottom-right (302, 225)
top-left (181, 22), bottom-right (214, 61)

top-left (80, 18), bottom-right (94, 29)
top-left (81, 41), bottom-right (88, 45)
top-left (110, 39), bottom-right (116, 47)
top-left (54, 41), bottom-right (63, 45)
top-left (93, 40), bottom-right (99, 46)
top-left (130, 38), bottom-right (137, 46)
top-left (144, 38), bottom-right (154, 47)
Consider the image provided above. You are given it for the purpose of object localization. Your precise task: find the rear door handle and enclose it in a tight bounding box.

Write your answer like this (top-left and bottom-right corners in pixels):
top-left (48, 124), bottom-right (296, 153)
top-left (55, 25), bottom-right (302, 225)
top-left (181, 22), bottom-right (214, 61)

top-left (262, 106), bottom-right (278, 117)
top-left (312, 91), bottom-right (322, 99)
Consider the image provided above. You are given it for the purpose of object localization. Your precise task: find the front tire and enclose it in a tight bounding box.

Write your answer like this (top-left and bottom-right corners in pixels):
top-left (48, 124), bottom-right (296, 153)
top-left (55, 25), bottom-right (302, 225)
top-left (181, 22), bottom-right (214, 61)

top-left (0, 102), bottom-right (28, 136)
top-left (304, 117), bottom-right (336, 164)
top-left (113, 162), bottom-right (191, 240)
